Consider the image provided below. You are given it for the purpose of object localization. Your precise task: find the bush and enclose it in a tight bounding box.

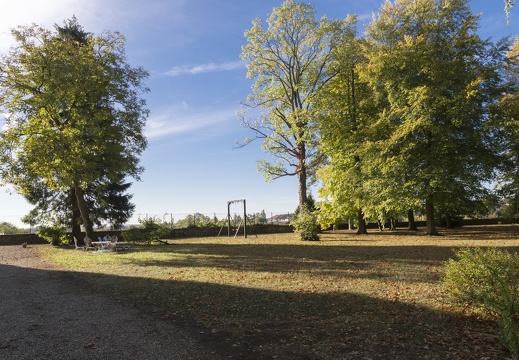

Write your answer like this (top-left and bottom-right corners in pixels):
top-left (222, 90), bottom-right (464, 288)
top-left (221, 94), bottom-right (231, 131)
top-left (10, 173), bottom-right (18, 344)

top-left (291, 207), bottom-right (320, 241)
top-left (122, 227), bottom-right (147, 243)
top-left (122, 218), bottom-right (170, 243)
top-left (37, 226), bottom-right (68, 245)
top-left (443, 247), bottom-right (519, 357)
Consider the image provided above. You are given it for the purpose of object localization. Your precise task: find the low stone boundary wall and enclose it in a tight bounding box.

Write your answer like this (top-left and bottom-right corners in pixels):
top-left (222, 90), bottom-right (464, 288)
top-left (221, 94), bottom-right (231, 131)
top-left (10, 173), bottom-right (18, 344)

top-left (0, 226), bottom-right (293, 245)
top-left (0, 233), bottom-right (47, 246)
top-left (170, 224), bottom-right (293, 238)
top-left (3, 219), bottom-right (519, 246)
top-left (0, 231), bottom-right (123, 246)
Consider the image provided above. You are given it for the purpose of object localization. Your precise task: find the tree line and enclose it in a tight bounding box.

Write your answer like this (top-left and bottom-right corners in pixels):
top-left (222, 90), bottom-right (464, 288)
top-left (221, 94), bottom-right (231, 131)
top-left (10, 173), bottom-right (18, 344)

top-left (136, 210), bottom-right (271, 229)
top-left (240, 0), bottom-right (519, 236)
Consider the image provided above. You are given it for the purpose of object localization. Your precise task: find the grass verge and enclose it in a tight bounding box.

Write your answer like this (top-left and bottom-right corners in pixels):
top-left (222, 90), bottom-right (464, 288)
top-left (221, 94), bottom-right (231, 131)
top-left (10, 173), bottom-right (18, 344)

top-left (39, 225), bottom-right (519, 359)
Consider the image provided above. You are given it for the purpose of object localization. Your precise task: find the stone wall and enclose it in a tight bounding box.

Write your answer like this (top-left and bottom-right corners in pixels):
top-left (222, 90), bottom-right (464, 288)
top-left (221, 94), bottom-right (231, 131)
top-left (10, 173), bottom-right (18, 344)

top-left (0, 226), bottom-right (293, 245)
top-left (0, 233), bottom-right (47, 246)
top-left (0, 231), bottom-right (122, 246)
top-left (170, 224), bottom-right (293, 238)
top-left (3, 219), bottom-right (518, 246)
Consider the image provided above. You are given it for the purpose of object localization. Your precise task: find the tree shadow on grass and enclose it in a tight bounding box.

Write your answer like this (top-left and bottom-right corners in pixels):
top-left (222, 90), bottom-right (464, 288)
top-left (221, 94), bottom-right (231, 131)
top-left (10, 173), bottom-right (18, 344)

top-left (1, 249), bottom-right (510, 360)
top-left (51, 227), bottom-right (519, 358)
top-left (74, 267), bottom-right (509, 359)
top-left (115, 243), bottom-right (519, 286)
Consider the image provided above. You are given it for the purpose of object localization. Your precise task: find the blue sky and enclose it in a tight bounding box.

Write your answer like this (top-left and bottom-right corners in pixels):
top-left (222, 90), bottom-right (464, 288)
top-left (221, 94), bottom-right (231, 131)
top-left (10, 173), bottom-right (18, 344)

top-left (0, 0), bottom-right (516, 227)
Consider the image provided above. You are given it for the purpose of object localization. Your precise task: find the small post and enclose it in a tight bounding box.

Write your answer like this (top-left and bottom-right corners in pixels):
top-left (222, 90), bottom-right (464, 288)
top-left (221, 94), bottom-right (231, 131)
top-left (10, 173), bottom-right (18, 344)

top-left (227, 201), bottom-right (232, 237)
top-left (244, 199), bottom-right (247, 239)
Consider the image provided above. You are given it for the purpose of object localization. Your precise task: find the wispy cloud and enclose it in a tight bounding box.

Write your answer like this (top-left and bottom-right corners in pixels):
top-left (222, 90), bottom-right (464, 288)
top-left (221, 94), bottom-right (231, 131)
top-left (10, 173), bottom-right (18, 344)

top-left (145, 104), bottom-right (237, 139)
top-left (0, 0), bottom-right (191, 52)
top-left (165, 60), bottom-right (245, 77)
top-left (0, 0), bottom-right (117, 52)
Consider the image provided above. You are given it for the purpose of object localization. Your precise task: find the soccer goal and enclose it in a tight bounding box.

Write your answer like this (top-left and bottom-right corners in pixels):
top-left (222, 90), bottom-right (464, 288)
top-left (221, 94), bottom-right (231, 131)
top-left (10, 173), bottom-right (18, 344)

top-left (225, 199), bottom-right (247, 238)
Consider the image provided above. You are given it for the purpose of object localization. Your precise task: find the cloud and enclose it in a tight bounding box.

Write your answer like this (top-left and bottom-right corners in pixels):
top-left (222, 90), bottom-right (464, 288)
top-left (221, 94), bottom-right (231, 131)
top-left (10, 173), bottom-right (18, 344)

top-left (145, 105), bottom-right (236, 139)
top-left (0, 0), bottom-right (190, 52)
top-left (0, 0), bottom-right (101, 52)
top-left (165, 60), bottom-right (245, 77)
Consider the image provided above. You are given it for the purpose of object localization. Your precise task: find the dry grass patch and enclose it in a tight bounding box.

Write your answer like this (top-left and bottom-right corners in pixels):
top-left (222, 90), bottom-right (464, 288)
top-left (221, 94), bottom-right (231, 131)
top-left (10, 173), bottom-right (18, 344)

top-left (39, 225), bottom-right (519, 359)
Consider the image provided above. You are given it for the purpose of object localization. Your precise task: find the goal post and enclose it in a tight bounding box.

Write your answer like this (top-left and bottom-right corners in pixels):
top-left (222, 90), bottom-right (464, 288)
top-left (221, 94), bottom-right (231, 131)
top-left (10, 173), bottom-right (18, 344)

top-left (227, 199), bottom-right (247, 238)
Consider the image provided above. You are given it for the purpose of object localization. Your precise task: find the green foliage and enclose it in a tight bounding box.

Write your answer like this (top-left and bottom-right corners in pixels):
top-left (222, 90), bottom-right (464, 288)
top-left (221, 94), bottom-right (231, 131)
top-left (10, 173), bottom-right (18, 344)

top-left (354, 0), bottom-right (506, 234)
top-left (122, 218), bottom-right (170, 243)
top-left (239, 0), bottom-right (356, 209)
top-left (315, 19), bottom-right (380, 227)
top-left (494, 38), bottom-right (519, 217)
top-left (0, 222), bottom-right (23, 235)
top-left (37, 226), bottom-right (68, 245)
top-left (121, 226), bottom-right (145, 243)
top-left (443, 247), bottom-right (519, 356)
top-left (174, 213), bottom-right (218, 228)
top-left (88, 176), bottom-right (136, 229)
top-left (0, 18), bottom-right (148, 239)
top-left (291, 207), bottom-right (320, 241)
top-left (294, 193), bottom-right (316, 216)
top-left (249, 210), bottom-right (268, 225)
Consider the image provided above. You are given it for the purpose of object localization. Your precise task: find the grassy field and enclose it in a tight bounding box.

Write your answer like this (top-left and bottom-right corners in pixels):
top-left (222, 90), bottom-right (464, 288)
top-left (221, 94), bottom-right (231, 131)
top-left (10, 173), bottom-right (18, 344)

top-left (39, 225), bottom-right (519, 359)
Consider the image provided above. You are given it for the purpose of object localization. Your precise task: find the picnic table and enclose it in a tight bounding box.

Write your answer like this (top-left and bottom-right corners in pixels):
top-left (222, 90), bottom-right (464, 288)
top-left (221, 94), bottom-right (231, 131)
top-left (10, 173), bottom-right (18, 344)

top-left (92, 240), bottom-right (112, 253)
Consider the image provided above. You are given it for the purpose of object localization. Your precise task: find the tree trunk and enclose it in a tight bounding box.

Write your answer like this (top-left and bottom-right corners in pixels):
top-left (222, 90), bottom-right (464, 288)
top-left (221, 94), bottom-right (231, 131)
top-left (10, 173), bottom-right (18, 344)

top-left (377, 220), bottom-right (383, 231)
top-left (74, 183), bottom-right (95, 240)
top-left (389, 217), bottom-right (397, 231)
top-left (356, 209), bottom-right (368, 235)
top-left (445, 213), bottom-right (454, 229)
top-left (297, 146), bottom-right (307, 211)
top-left (70, 188), bottom-right (82, 244)
top-left (425, 197), bottom-right (439, 236)
top-left (407, 209), bottom-right (418, 231)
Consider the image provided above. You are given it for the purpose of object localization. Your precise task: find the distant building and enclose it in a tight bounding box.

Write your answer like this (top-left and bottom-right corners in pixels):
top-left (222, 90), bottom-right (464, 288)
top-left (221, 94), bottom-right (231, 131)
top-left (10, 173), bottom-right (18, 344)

top-left (269, 214), bottom-right (290, 225)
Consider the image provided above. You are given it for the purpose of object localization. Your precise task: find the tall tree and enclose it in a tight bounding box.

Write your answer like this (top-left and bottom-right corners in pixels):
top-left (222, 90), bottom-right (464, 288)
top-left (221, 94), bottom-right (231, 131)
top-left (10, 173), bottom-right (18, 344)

top-left (315, 18), bottom-right (416, 235)
top-left (0, 18), bottom-right (149, 240)
top-left (239, 0), bottom-right (351, 210)
top-left (363, 0), bottom-right (506, 235)
top-left (494, 37), bottom-right (519, 214)
top-left (314, 19), bottom-right (376, 234)
top-left (87, 175), bottom-right (136, 230)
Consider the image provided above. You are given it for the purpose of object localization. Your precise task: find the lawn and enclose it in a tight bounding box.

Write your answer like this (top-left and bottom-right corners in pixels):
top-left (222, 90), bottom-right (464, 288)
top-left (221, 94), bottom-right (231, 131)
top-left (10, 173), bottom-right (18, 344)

top-left (39, 225), bottom-right (519, 359)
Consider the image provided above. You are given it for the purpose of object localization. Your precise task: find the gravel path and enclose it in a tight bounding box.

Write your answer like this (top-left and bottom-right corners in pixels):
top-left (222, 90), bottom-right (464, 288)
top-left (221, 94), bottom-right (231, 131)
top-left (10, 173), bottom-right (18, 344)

top-left (0, 245), bottom-right (221, 360)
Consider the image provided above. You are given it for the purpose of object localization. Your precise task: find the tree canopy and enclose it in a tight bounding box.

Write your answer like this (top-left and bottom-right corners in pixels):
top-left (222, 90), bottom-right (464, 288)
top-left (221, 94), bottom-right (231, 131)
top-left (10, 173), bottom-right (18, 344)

top-left (237, 0), bottom-right (516, 236)
top-left (356, 0), bottom-right (506, 234)
top-left (0, 18), bottom-right (149, 239)
top-left (494, 37), bottom-right (519, 216)
top-left (239, 0), bottom-right (355, 211)
top-left (308, 0), bottom-right (513, 234)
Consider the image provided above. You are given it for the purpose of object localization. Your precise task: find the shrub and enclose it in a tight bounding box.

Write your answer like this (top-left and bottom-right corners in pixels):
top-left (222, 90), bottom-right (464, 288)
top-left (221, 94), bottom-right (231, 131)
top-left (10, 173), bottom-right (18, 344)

top-left (291, 207), bottom-right (320, 241)
top-left (122, 226), bottom-right (147, 243)
top-left (442, 247), bottom-right (519, 357)
top-left (38, 226), bottom-right (68, 245)
top-left (122, 218), bottom-right (170, 243)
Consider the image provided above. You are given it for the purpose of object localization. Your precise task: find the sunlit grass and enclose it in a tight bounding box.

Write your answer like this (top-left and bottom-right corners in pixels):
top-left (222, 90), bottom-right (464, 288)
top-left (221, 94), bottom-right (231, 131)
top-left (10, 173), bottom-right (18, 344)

top-left (37, 225), bottom-right (519, 359)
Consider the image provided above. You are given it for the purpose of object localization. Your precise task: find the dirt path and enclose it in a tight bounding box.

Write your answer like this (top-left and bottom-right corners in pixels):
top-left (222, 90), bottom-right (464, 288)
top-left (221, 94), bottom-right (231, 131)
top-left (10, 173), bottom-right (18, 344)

top-left (0, 245), bottom-right (221, 360)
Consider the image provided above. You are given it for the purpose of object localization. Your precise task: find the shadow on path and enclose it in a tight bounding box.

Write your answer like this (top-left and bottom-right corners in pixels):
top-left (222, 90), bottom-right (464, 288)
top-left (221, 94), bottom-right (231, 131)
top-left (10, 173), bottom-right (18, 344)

top-left (0, 246), bottom-right (219, 360)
